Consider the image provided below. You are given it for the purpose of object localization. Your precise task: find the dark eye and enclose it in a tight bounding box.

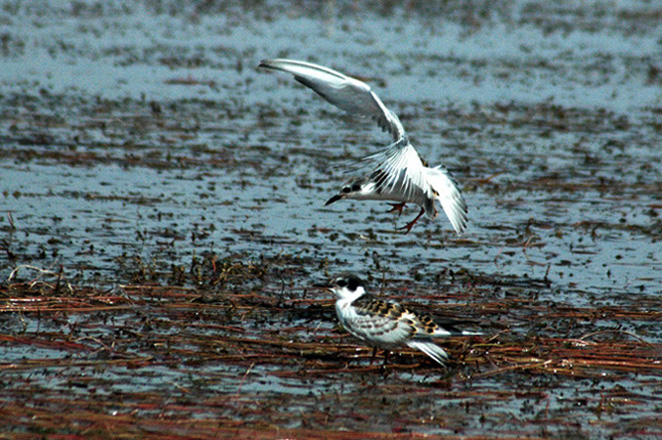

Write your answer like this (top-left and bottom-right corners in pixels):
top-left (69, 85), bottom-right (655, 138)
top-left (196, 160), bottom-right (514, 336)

top-left (336, 279), bottom-right (347, 287)
top-left (351, 183), bottom-right (361, 192)
top-left (341, 186), bottom-right (351, 193)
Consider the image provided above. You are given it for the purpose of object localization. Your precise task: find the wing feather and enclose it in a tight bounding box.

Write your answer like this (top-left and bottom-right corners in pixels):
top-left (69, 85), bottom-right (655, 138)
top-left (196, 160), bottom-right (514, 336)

top-left (259, 59), bottom-right (405, 142)
top-left (260, 58), bottom-right (469, 233)
top-left (344, 296), bottom-right (414, 346)
top-left (358, 139), bottom-right (437, 216)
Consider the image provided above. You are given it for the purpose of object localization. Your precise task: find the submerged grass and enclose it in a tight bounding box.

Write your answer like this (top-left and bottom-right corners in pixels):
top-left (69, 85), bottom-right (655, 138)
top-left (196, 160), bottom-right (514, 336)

top-left (1, 261), bottom-right (660, 438)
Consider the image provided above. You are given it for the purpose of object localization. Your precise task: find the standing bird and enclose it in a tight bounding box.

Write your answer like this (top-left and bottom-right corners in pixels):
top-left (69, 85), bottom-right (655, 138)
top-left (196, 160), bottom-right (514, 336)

top-left (323, 274), bottom-right (481, 366)
top-left (259, 59), bottom-right (468, 234)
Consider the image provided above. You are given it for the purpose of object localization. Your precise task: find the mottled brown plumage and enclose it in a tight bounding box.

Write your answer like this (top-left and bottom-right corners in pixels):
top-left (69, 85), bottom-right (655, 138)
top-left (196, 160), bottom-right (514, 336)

top-left (326, 274), bottom-right (482, 366)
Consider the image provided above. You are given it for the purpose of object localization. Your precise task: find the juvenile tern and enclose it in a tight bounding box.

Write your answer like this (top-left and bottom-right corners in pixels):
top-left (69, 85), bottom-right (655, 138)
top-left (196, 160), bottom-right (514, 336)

top-left (323, 274), bottom-right (481, 366)
top-left (259, 59), bottom-right (468, 234)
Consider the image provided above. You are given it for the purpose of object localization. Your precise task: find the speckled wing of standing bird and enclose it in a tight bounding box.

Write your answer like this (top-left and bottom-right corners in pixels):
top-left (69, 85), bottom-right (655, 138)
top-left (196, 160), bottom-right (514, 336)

top-left (325, 274), bottom-right (481, 366)
top-left (258, 59), bottom-right (468, 234)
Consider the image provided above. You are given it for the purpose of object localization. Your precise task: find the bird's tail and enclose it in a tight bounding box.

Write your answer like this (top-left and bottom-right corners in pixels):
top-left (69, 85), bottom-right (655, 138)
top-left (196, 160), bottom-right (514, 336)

top-left (406, 340), bottom-right (449, 366)
top-left (424, 165), bottom-right (468, 234)
top-left (458, 329), bottom-right (483, 336)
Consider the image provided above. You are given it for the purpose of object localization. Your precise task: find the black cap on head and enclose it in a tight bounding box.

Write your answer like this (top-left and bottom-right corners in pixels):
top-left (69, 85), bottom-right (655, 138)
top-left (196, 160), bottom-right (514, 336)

top-left (333, 274), bottom-right (365, 291)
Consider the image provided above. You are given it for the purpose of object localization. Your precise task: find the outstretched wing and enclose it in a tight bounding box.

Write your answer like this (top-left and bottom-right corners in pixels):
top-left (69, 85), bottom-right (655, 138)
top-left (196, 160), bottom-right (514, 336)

top-left (259, 59), bottom-right (405, 142)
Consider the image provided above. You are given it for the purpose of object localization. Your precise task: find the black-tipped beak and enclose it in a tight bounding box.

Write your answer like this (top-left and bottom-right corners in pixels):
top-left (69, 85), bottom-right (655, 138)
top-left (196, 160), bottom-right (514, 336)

top-left (325, 194), bottom-right (343, 206)
top-left (257, 60), bottom-right (273, 70)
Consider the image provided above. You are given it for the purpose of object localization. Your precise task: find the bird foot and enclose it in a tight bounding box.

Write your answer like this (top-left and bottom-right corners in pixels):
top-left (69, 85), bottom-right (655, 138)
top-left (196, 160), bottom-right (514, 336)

top-left (387, 202), bottom-right (407, 216)
top-left (398, 208), bottom-right (425, 234)
top-left (398, 221), bottom-right (417, 235)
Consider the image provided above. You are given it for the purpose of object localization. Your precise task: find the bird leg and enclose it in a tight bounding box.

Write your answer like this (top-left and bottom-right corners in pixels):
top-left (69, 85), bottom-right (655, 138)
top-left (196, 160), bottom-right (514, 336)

top-left (382, 350), bottom-right (390, 367)
top-left (370, 347), bottom-right (379, 365)
top-left (387, 202), bottom-right (407, 216)
top-left (399, 207), bottom-right (425, 234)
top-left (380, 351), bottom-right (392, 377)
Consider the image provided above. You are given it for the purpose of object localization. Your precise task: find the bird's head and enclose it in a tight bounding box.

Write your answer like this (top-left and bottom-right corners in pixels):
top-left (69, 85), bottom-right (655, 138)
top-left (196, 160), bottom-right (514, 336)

top-left (327, 274), bottom-right (367, 300)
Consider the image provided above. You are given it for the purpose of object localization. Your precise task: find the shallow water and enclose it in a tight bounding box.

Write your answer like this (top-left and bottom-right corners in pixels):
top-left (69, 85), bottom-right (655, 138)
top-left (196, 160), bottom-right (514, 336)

top-left (1, 1), bottom-right (661, 438)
